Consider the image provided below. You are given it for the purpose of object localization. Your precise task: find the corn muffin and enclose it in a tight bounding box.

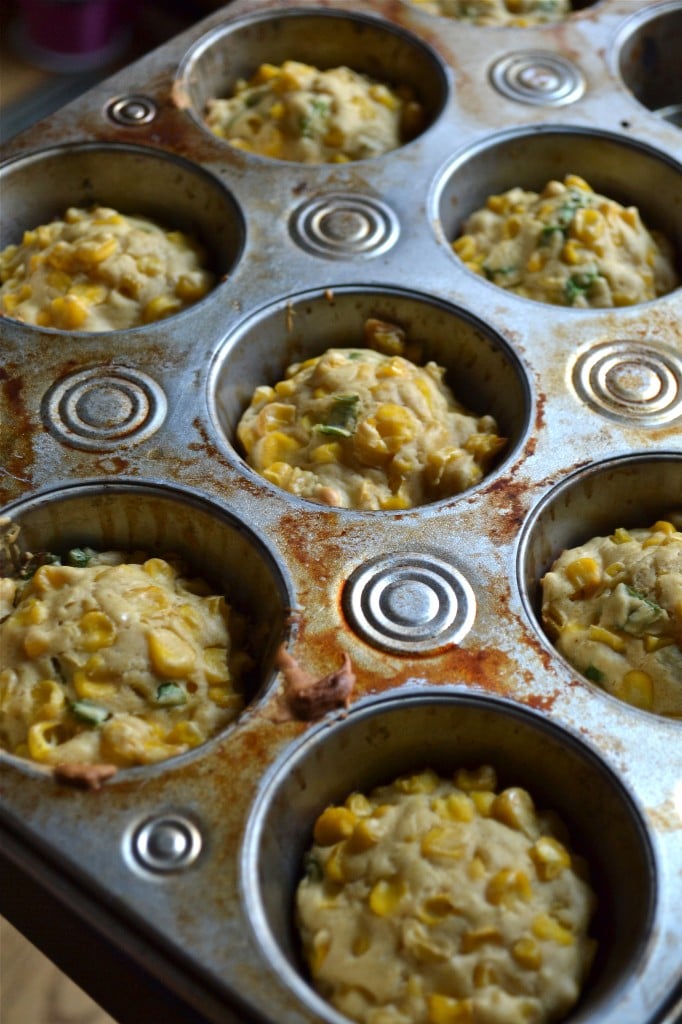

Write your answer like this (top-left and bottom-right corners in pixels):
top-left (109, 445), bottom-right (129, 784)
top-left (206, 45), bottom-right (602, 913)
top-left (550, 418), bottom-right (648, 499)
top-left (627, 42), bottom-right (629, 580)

top-left (296, 765), bottom-right (597, 1024)
top-left (0, 548), bottom-right (252, 767)
top-left (408, 0), bottom-right (571, 25)
top-left (205, 60), bottom-right (424, 163)
top-left (236, 319), bottom-right (506, 510)
top-left (541, 520), bottom-right (682, 717)
top-left (0, 205), bottom-right (215, 331)
top-left (452, 174), bottom-right (678, 307)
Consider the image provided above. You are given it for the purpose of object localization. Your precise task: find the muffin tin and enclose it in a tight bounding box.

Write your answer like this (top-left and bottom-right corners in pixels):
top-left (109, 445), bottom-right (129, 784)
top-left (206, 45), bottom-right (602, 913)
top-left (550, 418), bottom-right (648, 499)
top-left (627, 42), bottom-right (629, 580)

top-left (1, 1), bottom-right (680, 1022)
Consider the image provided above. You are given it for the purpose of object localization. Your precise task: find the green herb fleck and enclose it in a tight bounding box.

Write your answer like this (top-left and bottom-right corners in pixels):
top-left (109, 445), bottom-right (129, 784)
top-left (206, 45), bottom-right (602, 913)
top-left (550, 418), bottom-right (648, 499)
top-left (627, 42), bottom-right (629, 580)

top-left (20, 551), bottom-right (61, 580)
top-left (303, 851), bottom-right (323, 882)
top-left (67, 547), bottom-right (94, 568)
top-left (565, 270), bottom-right (599, 304)
top-left (584, 665), bottom-right (604, 684)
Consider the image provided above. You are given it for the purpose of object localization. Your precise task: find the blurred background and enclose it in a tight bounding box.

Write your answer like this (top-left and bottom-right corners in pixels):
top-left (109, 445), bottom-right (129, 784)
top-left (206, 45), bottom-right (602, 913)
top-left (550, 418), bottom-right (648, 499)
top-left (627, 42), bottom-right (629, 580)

top-left (0, 5), bottom-right (222, 1019)
top-left (0, 0), bottom-right (222, 142)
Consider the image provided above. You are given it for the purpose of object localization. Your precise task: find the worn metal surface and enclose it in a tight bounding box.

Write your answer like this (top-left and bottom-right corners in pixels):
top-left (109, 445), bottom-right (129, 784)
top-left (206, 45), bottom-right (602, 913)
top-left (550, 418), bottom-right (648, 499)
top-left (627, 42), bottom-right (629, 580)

top-left (0, 1), bottom-right (681, 1022)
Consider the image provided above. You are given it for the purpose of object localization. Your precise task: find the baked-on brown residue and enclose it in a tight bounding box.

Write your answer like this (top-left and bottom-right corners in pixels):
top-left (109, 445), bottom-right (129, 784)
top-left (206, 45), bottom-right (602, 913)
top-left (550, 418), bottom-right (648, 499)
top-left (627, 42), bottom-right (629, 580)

top-left (276, 644), bottom-right (355, 720)
top-left (53, 762), bottom-right (118, 790)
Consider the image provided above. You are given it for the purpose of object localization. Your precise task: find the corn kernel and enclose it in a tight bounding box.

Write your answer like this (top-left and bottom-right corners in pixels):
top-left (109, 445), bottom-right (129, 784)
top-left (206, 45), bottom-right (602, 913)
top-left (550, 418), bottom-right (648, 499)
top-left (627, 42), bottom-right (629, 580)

top-left (526, 252), bottom-right (544, 273)
top-left (419, 894), bottom-right (460, 924)
top-left (421, 825), bottom-right (466, 860)
top-left (532, 913), bottom-right (574, 945)
top-left (512, 937), bottom-right (543, 970)
top-left (79, 610), bottom-right (116, 652)
top-left (314, 805), bottom-right (356, 846)
top-left (147, 628), bottom-right (195, 678)
top-left (50, 294), bottom-right (89, 330)
top-left (23, 631), bottom-right (51, 658)
top-left (461, 926), bottom-right (502, 953)
top-left (486, 195), bottom-right (507, 214)
top-left (566, 556), bottom-right (602, 597)
top-left (369, 877), bottom-right (406, 916)
top-left (491, 788), bottom-right (538, 837)
top-left (644, 635), bottom-right (673, 653)
top-left (485, 868), bottom-right (532, 905)
top-left (258, 430), bottom-right (301, 467)
top-left (468, 856), bottom-right (487, 882)
top-left (397, 769), bottom-right (439, 794)
top-left (453, 235), bottom-right (477, 261)
top-left (204, 646), bottom-right (229, 684)
top-left (311, 442), bottom-right (343, 465)
top-left (473, 963), bottom-right (498, 987)
top-left (436, 792), bottom-right (475, 822)
top-left (564, 174), bottom-right (592, 191)
top-left (651, 520), bottom-right (676, 535)
top-left (454, 765), bottom-right (497, 792)
top-left (351, 933), bottom-right (371, 956)
top-left (470, 790), bottom-right (496, 816)
top-left (143, 294), bottom-right (183, 323)
top-left (588, 625), bottom-right (626, 652)
top-left (530, 836), bottom-right (571, 880)
top-left (73, 670), bottom-right (117, 701)
top-left (427, 994), bottom-right (475, 1024)
top-left (165, 720), bottom-right (203, 747)
top-left (614, 669), bottom-right (654, 710)
top-left (561, 240), bottom-right (589, 266)
top-left (323, 844), bottom-right (346, 884)
top-left (611, 527), bottom-right (632, 544)
top-left (346, 817), bottom-right (383, 853)
top-left (31, 679), bottom-right (65, 721)
top-left (175, 274), bottom-right (210, 302)
top-left (28, 720), bottom-right (63, 761)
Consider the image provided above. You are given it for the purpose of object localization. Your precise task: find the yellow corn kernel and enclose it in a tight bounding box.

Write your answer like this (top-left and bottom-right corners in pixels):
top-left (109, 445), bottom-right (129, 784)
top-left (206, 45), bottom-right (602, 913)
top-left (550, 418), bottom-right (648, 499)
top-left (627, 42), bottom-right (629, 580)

top-left (23, 631), bottom-right (51, 658)
top-left (605, 561), bottom-right (624, 577)
top-left (76, 236), bottom-right (118, 264)
top-left (620, 207), bottom-right (640, 229)
top-left (468, 856), bottom-right (487, 882)
top-left (434, 792), bottom-right (475, 822)
top-left (530, 836), bottom-right (571, 880)
top-left (532, 913), bottom-right (575, 945)
top-left (369, 83), bottom-right (399, 110)
top-left (614, 669), bottom-right (654, 710)
top-left (323, 843), bottom-right (346, 884)
top-left (588, 625), bottom-right (626, 652)
top-left (485, 868), bottom-right (532, 905)
top-left (322, 126), bottom-right (345, 148)
top-left (269, 100), bottom-right (285, 119)
top-left (47, 270), bottom-right (72, 292)
top-left (165, 720), bottom-right (204, 747)
top-left (36, 309), bottom-right (53, 327)
top-left (473, 962), bottom-right (498, 987)
top-left (452, 235), bottom-right (477, 261)
top-left (257, 430), bottom-right (301, 467)
top-left (275, 63), bottom-right (306, 92)
top-left (15, 597), bottom-right (47, 626)
top-left (204, 646), bottom-right (229, 684)
top-left (486, 195), bottom-right (507, 215)
top-left (50, 294), bottom-right (88, 330)
top-left (32, 679), bottom-right (65, 720)
top-left (70, 282), bottom-right (107, 305)
top-left (345, 792), bottom-right (372, 816)
top-left (611, 527), bottom-right (632, 544)
top-left (143, 294), bottom-right (183, 323)
top-left (454, 765), bottom-right (497, 792)
top-left (175, 274), bottom-right (210, 302)
top-left (651, 520), bottom-right (676, 535)
top-left (503, 215), bottom-right (522, 240)
top-left (313, 805), bottom-right (357, 846)
top-left (346, 817), bottom-right (383, 853)
top-left (642, 533), bottom-right (666, 548)
top-left (573, 207), bottom-right (604, 243)
top-left (46, 242), bottom-right (75, 272)
top-left (566, 556), bottom-right (602, 597)
top-left (208, 687), bottom-right (242, 709)
top-left (147, 628), bottom-right (195, 678)
top-left (419, 894), bottom-right (460, 924)
top-left (73, 670), bottom-right (117, 700)
top-left (512, 937), bottom-right (543, 970)
top-left (421, 825), bottom-right (466, 860)
top-left (564, 174), bottom-right (592, 192)
top-left (644, 635), bottom-right (673, 653)
top-left (28, 720), bottom-right (63, 761)
top-left (32, 564), bottom-right (75, 592)
top-left (427, 994), bottom-right (475, 1024)
top-left (311, 442), bottom-right (343, 465)
top-left (470, 790), bottom-right (496, 817)
top-left (397, 769), bottom-right (439, 794)
top-left (379, 493), bottom-right (411, 511)
top-left (253, 62), bottom-right (280, 84)
top-left (525, 252), bottom-right (544, 273)
top-left (369, 877), bottom-right (406, 916)
top-left (561, 240), bottom-right (588, 266)
top-left (491, 788), bottom-right (537, 836)
top-left (460, 926), bottom-right (502, 953)
top-left (351, 933), bottom-right (371, 957)
top-left (263, 131), bottom-right (285, 159)
top-left (78, 610), bottom-right (116, 652)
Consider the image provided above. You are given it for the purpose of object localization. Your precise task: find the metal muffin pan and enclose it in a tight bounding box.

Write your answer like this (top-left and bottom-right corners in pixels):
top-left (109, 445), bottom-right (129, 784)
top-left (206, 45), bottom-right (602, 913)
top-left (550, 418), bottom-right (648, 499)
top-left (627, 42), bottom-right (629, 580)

top-left (0, 1), bottom-right (680, 1023)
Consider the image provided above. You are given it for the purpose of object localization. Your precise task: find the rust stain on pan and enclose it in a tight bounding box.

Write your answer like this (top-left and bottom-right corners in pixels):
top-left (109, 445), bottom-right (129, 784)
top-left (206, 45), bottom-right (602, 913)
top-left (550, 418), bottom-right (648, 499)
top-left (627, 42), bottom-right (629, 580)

top-left (0, 364), bottom-right (35, 497)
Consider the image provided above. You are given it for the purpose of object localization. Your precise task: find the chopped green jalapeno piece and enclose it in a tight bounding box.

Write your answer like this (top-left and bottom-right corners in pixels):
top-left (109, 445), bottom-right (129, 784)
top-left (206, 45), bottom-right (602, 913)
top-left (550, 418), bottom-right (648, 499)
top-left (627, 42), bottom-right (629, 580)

top-left (156, 682), bottom-right (188, 707)
top-left (316, 393), bottom-right (360, 438)
top-left (584, 665), bottom-right (604, 683)
top-left (67, 547), bottom-right (93, 568)
top-left (70, 700), bottom-right (111, 726)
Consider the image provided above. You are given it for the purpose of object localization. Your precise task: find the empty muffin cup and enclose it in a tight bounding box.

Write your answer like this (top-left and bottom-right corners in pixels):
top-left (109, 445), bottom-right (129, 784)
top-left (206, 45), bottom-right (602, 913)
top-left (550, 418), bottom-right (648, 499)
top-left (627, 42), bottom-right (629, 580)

top-left (617, 2), bottom-right (682, 128)
top-left (242, 689), bottom-right (655, 1024)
